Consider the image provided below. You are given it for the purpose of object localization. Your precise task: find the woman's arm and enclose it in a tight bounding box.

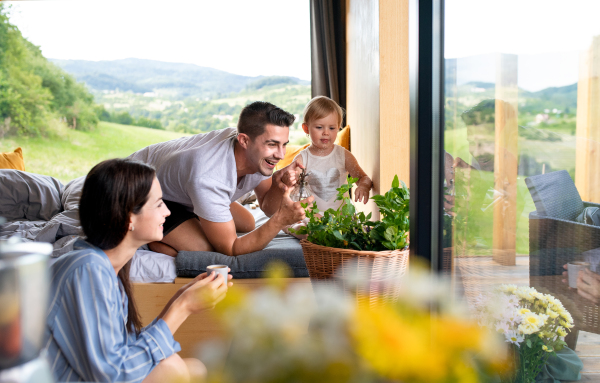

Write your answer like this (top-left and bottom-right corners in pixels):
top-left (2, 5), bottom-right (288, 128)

top-left (55, 264), bottom-right (182, 382)
top-left (344, 149), bottom-right (372, 204)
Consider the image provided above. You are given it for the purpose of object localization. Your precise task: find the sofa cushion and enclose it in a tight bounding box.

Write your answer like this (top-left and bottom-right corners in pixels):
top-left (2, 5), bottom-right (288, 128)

top-left (0, 147), bottom-right (25, 171)
top-left (176, 236), bottom-right (308, 278)
top-left (525, 170), bottom-right (584, 221)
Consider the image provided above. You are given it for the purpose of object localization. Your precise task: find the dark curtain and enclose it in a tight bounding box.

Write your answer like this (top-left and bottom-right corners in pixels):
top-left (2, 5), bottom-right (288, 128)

top-left (310, 0), bottom-right (346, 124)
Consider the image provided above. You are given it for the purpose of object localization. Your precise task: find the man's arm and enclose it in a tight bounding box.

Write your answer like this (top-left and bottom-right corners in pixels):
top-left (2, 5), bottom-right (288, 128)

top-left (201, 187), bottom-right (312, 256)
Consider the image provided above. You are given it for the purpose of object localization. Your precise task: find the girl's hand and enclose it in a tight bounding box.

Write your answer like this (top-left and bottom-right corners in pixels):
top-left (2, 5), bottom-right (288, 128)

top-left (355, 185), bottom-right (370, 204)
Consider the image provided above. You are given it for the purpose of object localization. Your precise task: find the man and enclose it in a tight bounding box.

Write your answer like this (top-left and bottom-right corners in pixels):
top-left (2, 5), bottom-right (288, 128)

top-left (128, 101), bottom-right (310, 256)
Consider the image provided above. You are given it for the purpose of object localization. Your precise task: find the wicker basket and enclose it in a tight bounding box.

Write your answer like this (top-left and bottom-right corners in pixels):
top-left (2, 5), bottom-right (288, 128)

top-left (300, 240), bottom-right (409, 305)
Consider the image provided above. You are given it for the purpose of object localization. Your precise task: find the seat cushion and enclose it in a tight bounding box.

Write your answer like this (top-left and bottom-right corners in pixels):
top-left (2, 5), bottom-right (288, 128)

top-left (176, 236), bottom-right (308, 279)
top-left (525, 170), bottom-right (584, 221)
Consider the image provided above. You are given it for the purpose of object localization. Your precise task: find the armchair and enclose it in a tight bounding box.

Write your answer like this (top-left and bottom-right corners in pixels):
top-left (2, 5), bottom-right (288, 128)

top-left (526, 170), bottom-right (600, 347)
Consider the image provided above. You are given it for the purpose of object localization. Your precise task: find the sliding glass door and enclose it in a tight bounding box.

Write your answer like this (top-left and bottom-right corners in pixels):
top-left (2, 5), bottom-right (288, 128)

top-left (413, 0), bottom-right (600, 368)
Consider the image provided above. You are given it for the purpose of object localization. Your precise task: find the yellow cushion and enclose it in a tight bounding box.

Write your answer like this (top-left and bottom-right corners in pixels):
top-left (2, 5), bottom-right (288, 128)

top-left (335, 125), bottom-right (351, 150)
top-left (0, 147), bottom-right (25, 171)
top-left (275, 143), bottom-right (310, 170)
top-left (275, 125), bottom-right (351, 170)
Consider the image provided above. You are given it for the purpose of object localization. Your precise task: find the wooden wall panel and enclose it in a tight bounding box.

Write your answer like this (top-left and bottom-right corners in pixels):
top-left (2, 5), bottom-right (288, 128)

top-left (379, 0), bottom-right (410, 192)
top-left (492, 54), bottom-right (518, 266)
top-left (346, 0), bottom-right (380, 217)
top-left (346, 0), bottom-right (409, 218)
top-left (576, 36), bottom-right (600, 203)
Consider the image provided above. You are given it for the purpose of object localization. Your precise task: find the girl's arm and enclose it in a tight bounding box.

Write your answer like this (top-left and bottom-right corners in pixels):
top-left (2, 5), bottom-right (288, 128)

top-left (344, 149), bottom-right (372, 204)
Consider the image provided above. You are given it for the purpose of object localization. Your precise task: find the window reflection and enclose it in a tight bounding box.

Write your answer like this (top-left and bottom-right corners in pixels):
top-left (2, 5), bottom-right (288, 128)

top-left (444, 1), bottom-right (600, 373)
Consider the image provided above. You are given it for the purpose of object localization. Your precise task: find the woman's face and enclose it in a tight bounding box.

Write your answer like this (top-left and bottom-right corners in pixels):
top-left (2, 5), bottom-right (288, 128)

top-left (130, 178), bottom-right (170, 244)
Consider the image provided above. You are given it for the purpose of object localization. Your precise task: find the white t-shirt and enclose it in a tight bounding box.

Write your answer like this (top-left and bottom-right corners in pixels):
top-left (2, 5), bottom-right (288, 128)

top-left (128, 127), bottom-right (270, 223)
top-left (296, 144), bottom-right (348, 212)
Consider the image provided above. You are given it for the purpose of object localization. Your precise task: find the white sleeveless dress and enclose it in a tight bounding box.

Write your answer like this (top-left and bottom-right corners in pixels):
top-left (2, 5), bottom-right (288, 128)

top-left (297, 144), bottom-right (348, 212)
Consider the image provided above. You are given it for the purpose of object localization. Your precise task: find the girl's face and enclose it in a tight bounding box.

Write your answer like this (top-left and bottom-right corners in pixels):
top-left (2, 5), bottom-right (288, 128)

top-left (130, 177), bottom-right (171, 244)
top-left (303, 113), bottom-right (340, 152)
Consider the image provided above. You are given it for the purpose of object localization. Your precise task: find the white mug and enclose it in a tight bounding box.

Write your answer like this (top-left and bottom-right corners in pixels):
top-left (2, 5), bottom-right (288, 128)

top-left (567, 261), bottom-right (591, 289)
top-left (206, 265), bottom-right (229, 285)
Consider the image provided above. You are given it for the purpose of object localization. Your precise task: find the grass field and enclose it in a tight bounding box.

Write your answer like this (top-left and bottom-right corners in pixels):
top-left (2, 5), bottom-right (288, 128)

top-left (0, 122), bottom-right (188, 183)
top-left (445, 127), bottom-right (579, 256)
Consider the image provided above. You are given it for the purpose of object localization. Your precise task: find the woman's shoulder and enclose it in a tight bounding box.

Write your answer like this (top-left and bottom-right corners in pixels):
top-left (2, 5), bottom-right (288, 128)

top-left (51, 240), bottom-right (113, 280)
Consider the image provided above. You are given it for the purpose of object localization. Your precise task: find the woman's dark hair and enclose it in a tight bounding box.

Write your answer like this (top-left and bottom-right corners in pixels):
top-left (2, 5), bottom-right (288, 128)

top-left (79, 158), bottom-right (156, 333)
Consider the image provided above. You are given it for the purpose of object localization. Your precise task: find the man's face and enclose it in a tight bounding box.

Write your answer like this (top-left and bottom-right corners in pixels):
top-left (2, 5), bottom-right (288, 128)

top-left (246, 124), bottom-right (290, 176)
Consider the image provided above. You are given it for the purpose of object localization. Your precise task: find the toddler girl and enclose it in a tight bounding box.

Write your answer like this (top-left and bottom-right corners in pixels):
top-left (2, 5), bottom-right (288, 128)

top-left (285, 96), bottom-right (372, 238)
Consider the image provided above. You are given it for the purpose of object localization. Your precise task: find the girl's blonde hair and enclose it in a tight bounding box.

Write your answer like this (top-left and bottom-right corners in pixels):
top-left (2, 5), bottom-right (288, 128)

top-left (302, 96), bottom-right (344, 128)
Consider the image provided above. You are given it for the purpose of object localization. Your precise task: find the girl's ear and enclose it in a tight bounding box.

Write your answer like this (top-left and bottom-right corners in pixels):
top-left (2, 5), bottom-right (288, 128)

top-left (301, 123), bottom-right (309, 135)
top-left (237, 133), bottom-right (250, 149)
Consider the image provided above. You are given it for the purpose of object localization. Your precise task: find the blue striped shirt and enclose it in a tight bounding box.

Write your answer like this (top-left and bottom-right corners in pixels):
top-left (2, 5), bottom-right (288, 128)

top-left (42, 240), bottom-right (181, 382)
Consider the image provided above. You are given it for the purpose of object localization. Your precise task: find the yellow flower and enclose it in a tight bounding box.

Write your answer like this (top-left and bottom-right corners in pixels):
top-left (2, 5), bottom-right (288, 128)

top-left (546, 308), bottom-right (559, 319)
top-left (518, 323), bottom-right (539, 335)
top-left (518, 308), bottom-right (531, 315)
top-left (522, 312), bottom-right (544, 328)
top-left (557, 327), bottom-right (567, 337)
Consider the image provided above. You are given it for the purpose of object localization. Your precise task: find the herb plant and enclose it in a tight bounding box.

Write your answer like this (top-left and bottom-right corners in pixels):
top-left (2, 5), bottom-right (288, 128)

top-left (291, 175), bottom-right (409, 251)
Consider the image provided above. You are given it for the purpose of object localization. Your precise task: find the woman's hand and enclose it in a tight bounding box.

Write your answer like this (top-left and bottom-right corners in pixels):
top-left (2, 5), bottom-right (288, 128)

top-left (179, 271), bottom-right (232, 313)
top-left (161, 269), bottom-right (233, 334)
top-left (562, 264), bottom-right (600, 304)
top-left (577, 268), bottom-right (600, 304)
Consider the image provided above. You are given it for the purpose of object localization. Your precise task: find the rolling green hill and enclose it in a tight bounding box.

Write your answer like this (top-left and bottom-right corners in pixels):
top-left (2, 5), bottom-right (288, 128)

top-left (0, 122), bottom-right (188, 182)
top-left (51, 58), bottom-right (309, 99)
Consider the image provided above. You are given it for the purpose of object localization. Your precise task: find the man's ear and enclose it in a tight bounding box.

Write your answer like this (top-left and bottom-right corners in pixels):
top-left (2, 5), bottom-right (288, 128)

top-left (237, 133), bottom-right (251, 149)
top-left (301, 123), bottom-right (309, 135)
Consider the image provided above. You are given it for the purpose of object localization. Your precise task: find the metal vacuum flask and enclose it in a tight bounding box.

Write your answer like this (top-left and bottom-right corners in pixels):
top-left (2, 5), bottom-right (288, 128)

top-left (0, 237), bottom-right (53, 383)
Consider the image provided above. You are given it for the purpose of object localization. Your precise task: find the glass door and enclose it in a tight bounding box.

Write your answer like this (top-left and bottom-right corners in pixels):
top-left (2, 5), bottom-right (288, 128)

top-left (442, 0), bottom-right (600, 374)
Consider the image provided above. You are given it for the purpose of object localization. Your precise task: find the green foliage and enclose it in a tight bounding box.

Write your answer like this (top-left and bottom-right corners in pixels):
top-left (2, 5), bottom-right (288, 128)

top-left (96, 106), bottom-right (164, 130)
top-left (503, 336), bottom-right (553, 383)
top-left (0, 4), bottom-right (98, 135)
top-left (292, 175), bottom-right (409, 251)
top-left (245, 76), bottom-right (300, 91)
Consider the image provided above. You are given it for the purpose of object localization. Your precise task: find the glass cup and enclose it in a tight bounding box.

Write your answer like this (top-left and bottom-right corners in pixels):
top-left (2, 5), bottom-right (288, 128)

top-left (568, 261), bottom-right (591, 289)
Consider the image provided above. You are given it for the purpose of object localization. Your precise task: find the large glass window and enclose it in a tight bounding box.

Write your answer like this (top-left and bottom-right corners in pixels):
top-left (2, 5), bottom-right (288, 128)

top-left (444, 0), bottom-right (600, 366)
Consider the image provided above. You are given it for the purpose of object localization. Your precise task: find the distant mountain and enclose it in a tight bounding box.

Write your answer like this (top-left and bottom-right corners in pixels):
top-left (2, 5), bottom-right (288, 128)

top-left (450, 81), bottom-right (578, 113)
top-left (50, 58), bottom-right (309, 99)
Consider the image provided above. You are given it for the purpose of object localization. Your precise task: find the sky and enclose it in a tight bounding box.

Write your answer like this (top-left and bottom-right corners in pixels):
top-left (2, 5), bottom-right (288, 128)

top-left (6, 0), bottom-right (600, 91)
top-left (445, 0), bottom-right (600, 91)
top-left (5, 0), bottom-right (311, 80)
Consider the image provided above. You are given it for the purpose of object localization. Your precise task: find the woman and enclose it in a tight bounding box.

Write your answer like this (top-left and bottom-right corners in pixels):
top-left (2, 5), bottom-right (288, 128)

top-left (43, 158), bottom-right (231, 382)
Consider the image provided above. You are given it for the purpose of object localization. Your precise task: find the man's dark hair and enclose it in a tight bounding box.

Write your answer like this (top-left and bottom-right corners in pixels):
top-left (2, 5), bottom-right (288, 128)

top-left (237, 101), bottom-right (295, 139)
top-left (79, 158), bottom-right (156, 333)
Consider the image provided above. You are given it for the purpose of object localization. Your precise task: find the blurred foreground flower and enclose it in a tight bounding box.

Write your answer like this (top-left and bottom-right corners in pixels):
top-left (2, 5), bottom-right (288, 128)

top-left (199, 263), bottom-right (510, 383)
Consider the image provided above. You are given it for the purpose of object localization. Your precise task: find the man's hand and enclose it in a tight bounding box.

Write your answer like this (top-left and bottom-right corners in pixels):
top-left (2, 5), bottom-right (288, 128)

top-left (275, 185), bottom-right (313, 227)
top-left (277, 159), bottom-right (305, 189)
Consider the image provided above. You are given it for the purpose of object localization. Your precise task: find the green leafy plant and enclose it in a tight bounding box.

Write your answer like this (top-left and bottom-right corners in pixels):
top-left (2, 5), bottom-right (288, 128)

top-left (291, 175), bottom-right (409, 251)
